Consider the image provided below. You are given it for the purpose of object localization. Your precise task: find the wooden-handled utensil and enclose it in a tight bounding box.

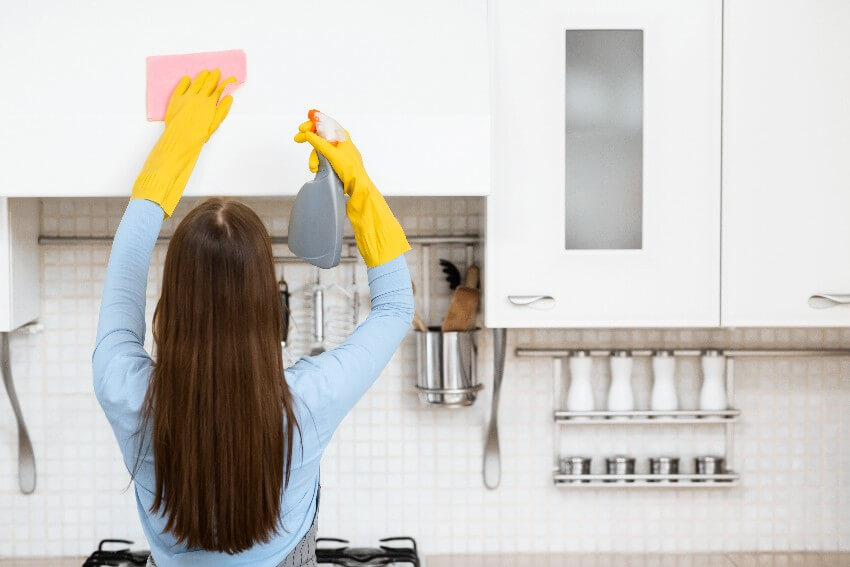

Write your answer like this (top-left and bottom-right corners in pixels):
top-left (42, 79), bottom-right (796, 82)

top-left (441, 265), bottom-right (480, 332)
top-left (411, 279), bottom-right (428, 332)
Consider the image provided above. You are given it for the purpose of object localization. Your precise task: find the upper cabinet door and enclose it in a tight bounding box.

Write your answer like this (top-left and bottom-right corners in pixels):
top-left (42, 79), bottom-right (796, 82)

top-left (0, 1), bottom-right (489, 197)
top-left (722, 0), bottom-right (850, 326)
top-left (484, 0), bottom-right (722, 328)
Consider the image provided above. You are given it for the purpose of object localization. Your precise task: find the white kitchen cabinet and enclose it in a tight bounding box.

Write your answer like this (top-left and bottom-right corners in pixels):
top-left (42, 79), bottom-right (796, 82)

top-left (0, 1), bottom-right (489, 198)
top-left (484, 0), bottom-right (722, 328)
top-left (721, 0), bottom-right (850, 326)
top-left (0, 199), bottom-right (40, 332)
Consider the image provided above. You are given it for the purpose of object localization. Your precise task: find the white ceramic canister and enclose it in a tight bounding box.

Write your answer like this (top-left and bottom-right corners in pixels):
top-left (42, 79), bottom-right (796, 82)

top-left (566, 350), bottom-right (594, 416)
top-left (607, 350), bottom-right (634, 417)
top-left (650, 350), bottom-right (679, 413)
top-left (699, 349), bottom-right (728, 414)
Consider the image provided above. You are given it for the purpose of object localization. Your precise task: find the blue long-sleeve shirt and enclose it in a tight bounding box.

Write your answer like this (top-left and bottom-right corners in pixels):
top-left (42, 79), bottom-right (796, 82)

top-left (92, 198), bottom-right (414, 566)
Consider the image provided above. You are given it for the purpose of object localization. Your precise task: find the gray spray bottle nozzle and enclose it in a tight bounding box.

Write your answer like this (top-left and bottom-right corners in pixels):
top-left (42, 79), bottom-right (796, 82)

top-left (287, 154), bottom-right (347, 269)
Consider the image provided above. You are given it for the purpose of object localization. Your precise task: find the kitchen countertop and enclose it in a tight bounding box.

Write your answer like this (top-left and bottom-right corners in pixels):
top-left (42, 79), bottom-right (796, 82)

top-left (0, 560), bottom-right (85, 567)
top-left (3, 552), bottom-right (850, 566)
top-left (425, 552), bottom-right (850, 567)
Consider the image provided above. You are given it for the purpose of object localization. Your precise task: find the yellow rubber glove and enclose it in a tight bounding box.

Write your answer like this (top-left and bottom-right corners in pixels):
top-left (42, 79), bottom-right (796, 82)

top-left (131, 69), bottom-right (236, 217)
top-left (294, 113), bottom-right (411, 267)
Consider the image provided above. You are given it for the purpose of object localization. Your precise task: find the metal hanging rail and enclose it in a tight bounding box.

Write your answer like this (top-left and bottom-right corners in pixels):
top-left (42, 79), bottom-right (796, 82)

top-left (274, 255), bottom-right (359, 265)
top-left (516, 348), bottom-right (850, 358)
top-left (38, 234), bottom-right (482, 246)
top-left (38, 233), bottom-right (482, 271)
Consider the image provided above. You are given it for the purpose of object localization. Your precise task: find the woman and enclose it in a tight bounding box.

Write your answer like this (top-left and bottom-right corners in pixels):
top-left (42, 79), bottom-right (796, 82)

top-left (92, 69), bottom-right (413, 565)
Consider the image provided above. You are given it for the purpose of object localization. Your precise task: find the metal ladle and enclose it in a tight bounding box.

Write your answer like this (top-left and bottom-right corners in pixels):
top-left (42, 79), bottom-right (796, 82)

top-left (1, 331), bottom-right (36, 494)
top-left (483, 328), bottom-right (506, 489)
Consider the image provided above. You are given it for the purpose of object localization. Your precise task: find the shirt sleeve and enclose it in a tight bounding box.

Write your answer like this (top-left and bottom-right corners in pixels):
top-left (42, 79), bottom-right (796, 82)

top-left (289, 254), bottom-right (414, 443)
top-left (91, 198), bottom-right (163, 440)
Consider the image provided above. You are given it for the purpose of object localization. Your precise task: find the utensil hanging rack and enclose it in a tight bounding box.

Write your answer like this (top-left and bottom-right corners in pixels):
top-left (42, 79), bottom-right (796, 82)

top-left (12, 232), bottom-right (481, 496)
top-left (38, 234), bottom-right (482, 246)
top-left (516, 346), bottom-right (850, 489)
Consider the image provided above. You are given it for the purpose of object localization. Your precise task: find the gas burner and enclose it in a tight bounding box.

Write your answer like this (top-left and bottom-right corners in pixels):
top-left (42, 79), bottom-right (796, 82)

top-left (82, 539), bottom-right (150, 566)
top-left (316, 536), bottom-right (420, 566)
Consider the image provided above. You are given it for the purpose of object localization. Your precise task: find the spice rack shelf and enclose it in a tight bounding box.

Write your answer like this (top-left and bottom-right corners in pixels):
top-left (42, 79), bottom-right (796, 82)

top-left (554, 409), bottom-right (740, 425)
top-left (553, 472), bottom-right (740, 488)
top-left (516, 347), bottom-right (850, 490)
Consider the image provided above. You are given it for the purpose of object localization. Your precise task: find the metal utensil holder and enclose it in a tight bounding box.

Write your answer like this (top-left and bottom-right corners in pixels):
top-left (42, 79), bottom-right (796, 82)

top-left (415, 327), bottom-right (482, 407)
top-left (412, 240), bottom-right (483, 408)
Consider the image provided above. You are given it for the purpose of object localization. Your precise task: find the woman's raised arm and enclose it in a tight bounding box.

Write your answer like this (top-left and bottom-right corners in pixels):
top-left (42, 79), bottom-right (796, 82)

top-left (289, 113), bottom-right (414, 440)
top-left (92, 70), bottom-right (235, 408)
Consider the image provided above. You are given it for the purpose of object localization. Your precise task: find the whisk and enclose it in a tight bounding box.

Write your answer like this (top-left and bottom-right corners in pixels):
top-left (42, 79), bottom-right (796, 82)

top-left (299, 264), bottom-right (360, 355)
top-left (326, 248), bottom-right (361, 343)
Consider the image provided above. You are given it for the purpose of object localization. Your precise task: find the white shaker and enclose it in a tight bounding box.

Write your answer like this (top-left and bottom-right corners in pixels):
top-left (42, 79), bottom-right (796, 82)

top-left (651, 350), bottom-right (678, 412)
top-left (607, 350), bottom-right (634, 416)
top-left (566, 350), bottom-right (594, 415)
top-left (699, 349), bottom-right (727, 413)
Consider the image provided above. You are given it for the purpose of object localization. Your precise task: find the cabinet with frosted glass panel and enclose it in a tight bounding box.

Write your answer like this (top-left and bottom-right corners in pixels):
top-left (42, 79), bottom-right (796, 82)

top-left (484, 0), bottom-right (722, 327)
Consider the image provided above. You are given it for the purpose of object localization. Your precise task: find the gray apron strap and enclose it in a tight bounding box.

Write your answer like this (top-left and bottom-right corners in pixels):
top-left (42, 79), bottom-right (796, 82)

top-left (278, 479), bottom-right (319, 567)
top-left (276, 512), bottom-right (318, 567)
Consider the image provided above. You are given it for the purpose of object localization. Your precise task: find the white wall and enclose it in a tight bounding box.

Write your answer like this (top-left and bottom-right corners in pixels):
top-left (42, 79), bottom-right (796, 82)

top-left (1, 197), bottom-right (849, 556)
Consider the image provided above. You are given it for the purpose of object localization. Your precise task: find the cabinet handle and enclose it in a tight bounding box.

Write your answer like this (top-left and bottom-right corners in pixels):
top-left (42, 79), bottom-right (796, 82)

top-left (808, 293), bottom-right (850, 309)
top-left (507, 295), bottom-right (555, 310)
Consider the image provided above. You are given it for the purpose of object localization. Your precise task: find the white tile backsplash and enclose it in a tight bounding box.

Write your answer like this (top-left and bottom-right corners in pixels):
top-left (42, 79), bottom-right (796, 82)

top-left (1, 197), bottom-right (849, 557)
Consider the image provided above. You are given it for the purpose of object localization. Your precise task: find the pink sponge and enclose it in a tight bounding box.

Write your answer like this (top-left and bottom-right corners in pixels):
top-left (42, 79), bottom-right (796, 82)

top-left (146, 49), bottom-right (246, 121)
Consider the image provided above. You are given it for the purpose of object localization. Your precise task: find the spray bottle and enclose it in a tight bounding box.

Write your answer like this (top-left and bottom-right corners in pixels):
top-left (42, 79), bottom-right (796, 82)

top-left (287, 110), bottom-right (347, 269)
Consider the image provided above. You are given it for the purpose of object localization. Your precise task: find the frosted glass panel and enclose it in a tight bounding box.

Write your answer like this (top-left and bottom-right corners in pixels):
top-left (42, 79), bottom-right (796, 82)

top-left (565, 30), bottom-right (643, 249)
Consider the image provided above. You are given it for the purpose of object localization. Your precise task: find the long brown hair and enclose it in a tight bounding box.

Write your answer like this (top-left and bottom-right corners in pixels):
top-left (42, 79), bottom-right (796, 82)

top-left (136, 197), bottom-right (299, 553)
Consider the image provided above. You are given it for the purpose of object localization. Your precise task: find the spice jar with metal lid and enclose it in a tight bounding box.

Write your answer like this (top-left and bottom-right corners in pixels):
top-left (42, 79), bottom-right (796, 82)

top-left (606, 455), bottom-right (635, 483)
top-left (648, 456), bottom-right (679, 482)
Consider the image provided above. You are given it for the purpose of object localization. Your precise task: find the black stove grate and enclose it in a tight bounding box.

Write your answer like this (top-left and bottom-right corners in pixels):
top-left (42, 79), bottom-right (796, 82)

top-left (82, 539), bottom-right (150, 566)
top-left (316, 536), bottom-right (420, 566)
top-left (82, 535), bottom-right (420, 566)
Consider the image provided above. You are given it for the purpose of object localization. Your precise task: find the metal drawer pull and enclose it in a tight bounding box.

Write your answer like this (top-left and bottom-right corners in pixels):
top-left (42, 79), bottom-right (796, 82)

top-left (808, 293), bottom-right (850, 309)
top-left (507, 295), bottom-right (555, 310)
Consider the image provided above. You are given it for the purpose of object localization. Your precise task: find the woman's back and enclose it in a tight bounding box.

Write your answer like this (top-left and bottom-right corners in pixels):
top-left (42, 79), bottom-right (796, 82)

top-left (102, 349), bottom-right (324, 565)
top-left (93, 197), bottom-right (413, 566)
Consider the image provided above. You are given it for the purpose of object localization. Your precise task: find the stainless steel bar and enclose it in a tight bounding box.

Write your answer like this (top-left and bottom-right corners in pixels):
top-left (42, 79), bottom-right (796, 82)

top-left (38, 234), bottom-right (482, 245)
top-left (726, 357), bottom-right (736, 473)
top-left (554, 409), bottom-right (740, 418)
top-left (421, 244), bottom-right (431, 327)
top-left (407, 235), bottom-right (481, 245)
top-left (273, 255), bottom-right (358, 264)
top-left (553, 473), bottom-right (741, 488)
top-left (414, 384), bottom-right (483, 395)
top-left (517, 347), bottom-right (850, 358)
top-left (556, 416), bottom-right (739, 425)
top-left (723, 349), bottom-right (850, 357)
top-left (553, 481), bottom-right (740, 489)
top-left (553, 410), bottom-right (741, 419)
top-left (553, 472), bottom-right (739, 481)
top-left (552, 357), bottom-right (563, 472)
top-left (553, 410), bottom-right (740, 425)
top-left (312, 281), bottom-right (324, 349)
